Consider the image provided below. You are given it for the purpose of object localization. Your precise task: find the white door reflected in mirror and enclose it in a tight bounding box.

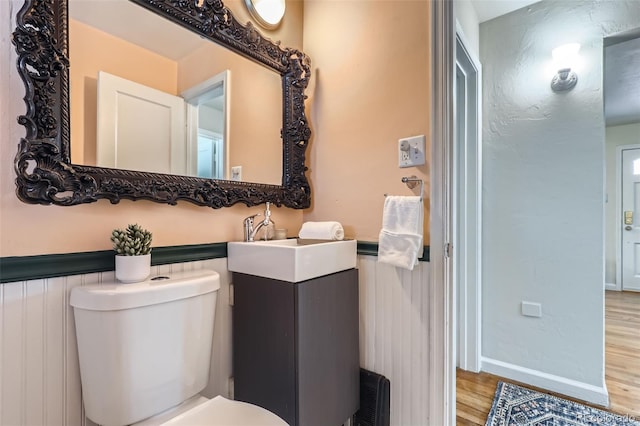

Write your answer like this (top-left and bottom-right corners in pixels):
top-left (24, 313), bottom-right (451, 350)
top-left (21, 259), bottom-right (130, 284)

top-left (97, 71), bottom-right (187, 175)
top-left (97, 70), bottom-right (228, 179)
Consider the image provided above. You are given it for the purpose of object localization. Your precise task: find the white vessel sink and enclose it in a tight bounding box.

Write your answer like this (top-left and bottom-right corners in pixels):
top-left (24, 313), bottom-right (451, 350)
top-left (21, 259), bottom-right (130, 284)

top-left (227, 239), bottom-right (357, 283)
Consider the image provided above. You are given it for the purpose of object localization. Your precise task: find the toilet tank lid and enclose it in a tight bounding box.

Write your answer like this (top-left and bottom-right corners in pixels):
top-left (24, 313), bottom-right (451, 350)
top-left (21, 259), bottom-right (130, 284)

top-left (70, 270), bottom-right (220, 311)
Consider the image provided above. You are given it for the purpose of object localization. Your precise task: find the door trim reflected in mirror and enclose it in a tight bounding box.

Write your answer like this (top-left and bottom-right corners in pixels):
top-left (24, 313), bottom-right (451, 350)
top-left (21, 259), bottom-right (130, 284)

top-left (12, 0), bottom-right (311, 209)
top-left (182, 70), bottom-right (229, 181)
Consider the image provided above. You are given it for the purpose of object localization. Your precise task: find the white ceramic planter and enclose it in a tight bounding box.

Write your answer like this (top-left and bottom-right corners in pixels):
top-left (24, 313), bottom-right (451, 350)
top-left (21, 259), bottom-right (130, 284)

top-left (115, 254), bottom-right (151, 283)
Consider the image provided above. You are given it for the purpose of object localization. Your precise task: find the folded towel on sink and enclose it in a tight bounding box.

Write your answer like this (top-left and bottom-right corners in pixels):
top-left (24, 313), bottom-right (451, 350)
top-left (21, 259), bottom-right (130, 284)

top-left (299, 221), bottom-right (345, 240)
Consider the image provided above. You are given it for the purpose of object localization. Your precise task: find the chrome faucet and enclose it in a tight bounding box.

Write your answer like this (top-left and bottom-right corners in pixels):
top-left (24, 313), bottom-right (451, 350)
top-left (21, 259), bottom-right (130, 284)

top-left (243, 202), bottom-right (274, 242)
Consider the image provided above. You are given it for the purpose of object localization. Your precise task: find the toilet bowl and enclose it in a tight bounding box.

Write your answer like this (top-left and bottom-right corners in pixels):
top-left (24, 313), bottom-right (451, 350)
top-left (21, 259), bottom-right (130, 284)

top-left (134, 395), bottom-right (286, 426)
top-left (70, 270), bottom-right (286, 426)
top-left (152, 396), bottom-right (286, 425)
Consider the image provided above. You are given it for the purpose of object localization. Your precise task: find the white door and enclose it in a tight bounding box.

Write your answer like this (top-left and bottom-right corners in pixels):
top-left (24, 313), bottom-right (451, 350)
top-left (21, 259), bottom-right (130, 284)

top-left (621, 147), bottom-right (640, 291)
top-left (97, 71), bottom-right (186, 175)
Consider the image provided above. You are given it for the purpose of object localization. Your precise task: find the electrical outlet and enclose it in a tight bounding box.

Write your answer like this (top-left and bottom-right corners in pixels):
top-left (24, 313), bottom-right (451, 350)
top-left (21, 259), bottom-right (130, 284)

top-left (400, 141), bottom-right (411, 163)
top-left (398, 135), bottom-right (426, 168)
top-left (521, 301), bottom-right (542, 318)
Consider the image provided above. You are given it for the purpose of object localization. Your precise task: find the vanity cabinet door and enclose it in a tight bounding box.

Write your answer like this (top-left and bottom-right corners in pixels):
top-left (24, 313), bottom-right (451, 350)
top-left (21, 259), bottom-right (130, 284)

top-left (232, 275), bottom-right (297, 424)
top-left (233, 269), bottom-right (360, 426)
top-left (296, 268), bottom-right (360, 426)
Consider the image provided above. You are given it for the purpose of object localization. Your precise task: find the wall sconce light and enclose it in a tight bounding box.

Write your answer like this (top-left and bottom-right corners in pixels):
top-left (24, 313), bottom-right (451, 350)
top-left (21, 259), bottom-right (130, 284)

top-left (244, 0), bottom-right (286, 30)
top-left (551, 43), bottom-right (580, 92)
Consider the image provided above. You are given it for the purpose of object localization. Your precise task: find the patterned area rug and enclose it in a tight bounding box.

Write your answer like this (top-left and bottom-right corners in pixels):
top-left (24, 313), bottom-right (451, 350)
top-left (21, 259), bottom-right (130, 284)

top-left (485, 381), bottom-right (640, 426)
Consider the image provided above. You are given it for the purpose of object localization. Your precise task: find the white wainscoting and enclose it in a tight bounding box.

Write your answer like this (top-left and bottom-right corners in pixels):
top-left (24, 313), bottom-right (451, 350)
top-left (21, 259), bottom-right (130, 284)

top-left (357, 256), bottom-right (433, 426)
top-left (1, 255), bottom-right (435, 426)
top-left (0, 259), bottom-right (232, 426)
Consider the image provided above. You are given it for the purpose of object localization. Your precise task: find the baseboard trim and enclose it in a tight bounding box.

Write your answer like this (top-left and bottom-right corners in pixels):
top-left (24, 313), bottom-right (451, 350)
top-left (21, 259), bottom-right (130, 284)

top-left (481, 357), bottom-right (609, 407)
top-left (605, 282), bottom-right (618, 291)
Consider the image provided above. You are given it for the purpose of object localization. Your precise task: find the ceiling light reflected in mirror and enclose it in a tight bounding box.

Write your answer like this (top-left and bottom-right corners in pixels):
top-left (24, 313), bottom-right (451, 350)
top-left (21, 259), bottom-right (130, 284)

top-left (244, 0), bottom-right (286, 29)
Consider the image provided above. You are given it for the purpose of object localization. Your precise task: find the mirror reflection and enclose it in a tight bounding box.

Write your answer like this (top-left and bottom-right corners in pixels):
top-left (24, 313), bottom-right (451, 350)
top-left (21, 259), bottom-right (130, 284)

top-left (68, 0), bottom-right (283, 185)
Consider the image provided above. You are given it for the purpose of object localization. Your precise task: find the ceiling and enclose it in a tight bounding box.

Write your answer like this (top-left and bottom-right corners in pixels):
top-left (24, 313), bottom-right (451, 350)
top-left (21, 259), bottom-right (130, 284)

top-left (470, 0), bottom-right (540, 23)
top-left (70, 0), bottom-right (208, 61)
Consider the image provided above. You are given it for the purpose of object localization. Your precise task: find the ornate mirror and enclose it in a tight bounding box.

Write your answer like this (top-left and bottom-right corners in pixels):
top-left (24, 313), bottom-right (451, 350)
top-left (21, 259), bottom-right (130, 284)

top-left (12, 0), bottom-right (311, 209)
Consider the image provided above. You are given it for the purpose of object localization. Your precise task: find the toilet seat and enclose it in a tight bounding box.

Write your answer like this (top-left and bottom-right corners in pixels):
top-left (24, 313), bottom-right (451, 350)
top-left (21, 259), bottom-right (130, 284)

top-left (161, 396), bottom-right (287, 426)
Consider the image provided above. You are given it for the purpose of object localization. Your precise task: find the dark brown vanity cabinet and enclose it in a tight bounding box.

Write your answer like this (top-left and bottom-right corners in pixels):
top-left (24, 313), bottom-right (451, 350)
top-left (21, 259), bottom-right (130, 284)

top-left (232, 269), bottom-right (360, 426)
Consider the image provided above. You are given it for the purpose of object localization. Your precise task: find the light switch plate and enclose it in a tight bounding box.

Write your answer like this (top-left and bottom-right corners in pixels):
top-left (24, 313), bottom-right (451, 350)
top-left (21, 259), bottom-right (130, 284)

top-left (398, 135), bottom-right (426, 168)
top-left (231, 166), bottom-right (242, 181)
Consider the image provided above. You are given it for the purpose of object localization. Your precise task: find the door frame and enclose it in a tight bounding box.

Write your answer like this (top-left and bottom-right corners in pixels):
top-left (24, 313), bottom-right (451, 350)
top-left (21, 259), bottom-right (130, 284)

top-left (430, 0), bottom-right (455, 424)
top-left (454, 23), bottom-right (483, 373)
top-left (182, 70), bottom-right (230, 180)
top-left (615, 144), bottom-right (640, 291)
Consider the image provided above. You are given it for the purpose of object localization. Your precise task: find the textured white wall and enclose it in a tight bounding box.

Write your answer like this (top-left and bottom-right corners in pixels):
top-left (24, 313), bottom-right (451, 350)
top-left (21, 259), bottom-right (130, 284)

top-left (479, 0), bottom-right (640, 400)
top-left (604, 122), bottom-right (640, 285)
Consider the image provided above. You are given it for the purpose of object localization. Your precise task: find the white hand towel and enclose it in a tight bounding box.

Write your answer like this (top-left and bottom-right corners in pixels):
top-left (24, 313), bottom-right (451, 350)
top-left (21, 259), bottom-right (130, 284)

top-left (382, 195), bottom-right (423, 235)
top-left (378, 196), bottom-right (424, 270)
top-left (378, 230), bottom-right (423, 270)
top-left (299, 221), bottom-right (345, 240)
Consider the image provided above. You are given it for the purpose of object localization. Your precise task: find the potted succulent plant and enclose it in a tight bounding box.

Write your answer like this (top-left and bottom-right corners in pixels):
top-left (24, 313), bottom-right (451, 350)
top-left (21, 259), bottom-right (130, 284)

top-left (111, 224), bottom-right (153, 283)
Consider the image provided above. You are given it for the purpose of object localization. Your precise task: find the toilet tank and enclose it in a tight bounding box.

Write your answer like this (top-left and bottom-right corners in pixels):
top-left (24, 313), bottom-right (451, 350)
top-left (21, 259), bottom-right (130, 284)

top-left (70, 270), bottom-right (220, 426)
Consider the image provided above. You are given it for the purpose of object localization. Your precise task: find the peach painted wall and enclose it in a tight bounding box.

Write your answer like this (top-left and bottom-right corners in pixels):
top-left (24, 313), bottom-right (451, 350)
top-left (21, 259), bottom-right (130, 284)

top-left (2, 0), bottom-right (431, 257)
top-left (0, 0), bottom-right (303, 257)
top-left (69, 19), bottom-right (179, 166)
top-left (301, 0), bottom-right (431, 242)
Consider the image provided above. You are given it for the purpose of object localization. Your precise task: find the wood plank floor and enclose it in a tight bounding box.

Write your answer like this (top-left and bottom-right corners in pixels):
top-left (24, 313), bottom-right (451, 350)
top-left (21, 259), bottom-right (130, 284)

top-left (605, 290), bottom-right (640, 417)
top-left (456, 290), bottom-right (640, 425)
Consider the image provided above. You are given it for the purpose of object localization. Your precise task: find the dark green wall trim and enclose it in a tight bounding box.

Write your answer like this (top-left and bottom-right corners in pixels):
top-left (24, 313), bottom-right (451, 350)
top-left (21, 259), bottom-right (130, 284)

top-left (0, 243), bottom-right (227, 284)
top-left (151, 243), bottom-right (227, 265)
top-left (0, 241), bottom-right (429, 284)
top-left (356, 241), bottom-right (430, 262)
top-left (0, 250), bottom-right (115, 284)
top-left (356, 241), bottom-right (379, 257)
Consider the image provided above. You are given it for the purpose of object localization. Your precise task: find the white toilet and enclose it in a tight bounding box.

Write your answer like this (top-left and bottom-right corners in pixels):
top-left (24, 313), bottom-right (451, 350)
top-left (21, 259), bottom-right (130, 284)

top-left (70, 269), bottom-right (286, 426)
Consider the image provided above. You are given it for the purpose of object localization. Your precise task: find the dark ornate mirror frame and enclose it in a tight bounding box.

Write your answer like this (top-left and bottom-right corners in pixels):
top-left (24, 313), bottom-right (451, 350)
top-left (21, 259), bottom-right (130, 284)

top-left (12, 0), bottom-right (311, 209)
